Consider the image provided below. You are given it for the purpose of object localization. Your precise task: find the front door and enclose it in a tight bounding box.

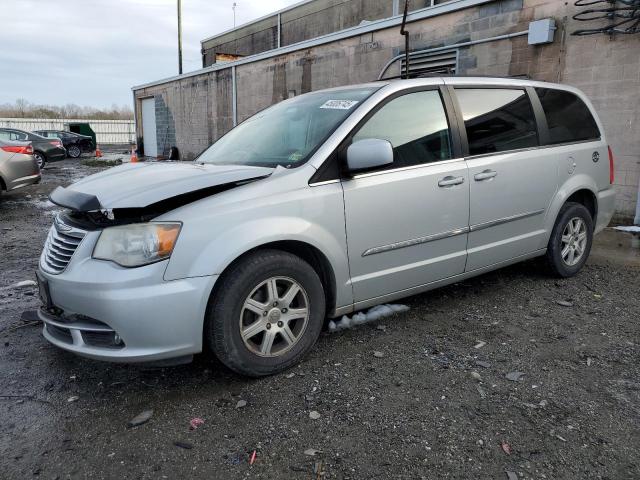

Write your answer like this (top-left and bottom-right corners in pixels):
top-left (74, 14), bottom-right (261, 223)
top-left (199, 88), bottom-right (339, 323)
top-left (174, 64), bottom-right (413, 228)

top-left (342, 89), bottom-right (469, 303)
top-left (452, 87), bottom-right (558, 271)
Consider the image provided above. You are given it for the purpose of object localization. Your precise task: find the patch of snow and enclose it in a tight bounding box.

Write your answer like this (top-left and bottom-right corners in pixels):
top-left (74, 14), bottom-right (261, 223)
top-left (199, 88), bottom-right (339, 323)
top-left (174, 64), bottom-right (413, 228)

top-left (9, 280), bottom-right (37, 289)
top-left (328, 304), bottom-right (409, 332)
top-left (613, 225), bottom-right (640, 233)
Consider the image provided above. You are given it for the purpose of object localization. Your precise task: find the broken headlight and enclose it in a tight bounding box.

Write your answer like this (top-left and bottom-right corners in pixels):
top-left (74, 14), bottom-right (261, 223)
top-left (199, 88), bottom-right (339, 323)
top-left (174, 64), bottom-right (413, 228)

top-left (93, 223), bottom-right (182, 267)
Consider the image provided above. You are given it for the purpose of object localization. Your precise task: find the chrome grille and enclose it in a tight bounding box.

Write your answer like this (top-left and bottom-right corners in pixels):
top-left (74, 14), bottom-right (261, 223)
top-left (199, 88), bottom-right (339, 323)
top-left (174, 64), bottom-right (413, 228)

top-left (41, 216), bottom-right (86, 274)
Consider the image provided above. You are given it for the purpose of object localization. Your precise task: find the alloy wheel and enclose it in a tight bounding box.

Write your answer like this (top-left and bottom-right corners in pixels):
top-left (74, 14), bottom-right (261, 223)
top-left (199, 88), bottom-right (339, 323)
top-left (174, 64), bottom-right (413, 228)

top-left (560, 217), bottom-right (588, 266)
top-left (239, 276), bottom-right (310, 357)
top-left (34, 153), bottom-right (45, 169)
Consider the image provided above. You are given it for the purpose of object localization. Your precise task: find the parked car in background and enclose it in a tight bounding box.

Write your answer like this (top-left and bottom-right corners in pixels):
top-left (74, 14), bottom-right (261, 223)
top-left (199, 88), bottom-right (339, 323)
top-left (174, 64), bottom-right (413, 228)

top-left (34, 130), bottom-right (95, 158)
top-left (0, 139), bottom-right (40, 196)
top-left (0, 128), bottom-right (65, 169)
top-left (38, 77), bottom-right (615, 376)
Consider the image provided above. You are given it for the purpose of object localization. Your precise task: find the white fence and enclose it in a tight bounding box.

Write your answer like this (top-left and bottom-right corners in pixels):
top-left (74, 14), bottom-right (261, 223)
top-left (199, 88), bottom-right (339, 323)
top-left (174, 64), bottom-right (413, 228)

top-left (0, 118), bottom-right (135, 144)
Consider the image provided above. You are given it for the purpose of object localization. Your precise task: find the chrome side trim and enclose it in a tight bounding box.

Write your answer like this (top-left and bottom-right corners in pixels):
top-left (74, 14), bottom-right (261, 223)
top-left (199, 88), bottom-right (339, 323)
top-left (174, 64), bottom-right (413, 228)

top-left (362, 226), bottom-right (469, 257)
top-left (469, 209), bottom-right (545, 232)
top-left (352, 157), bottom-right (466, 180)
top-left (309, 179), bottom-right (341, 187)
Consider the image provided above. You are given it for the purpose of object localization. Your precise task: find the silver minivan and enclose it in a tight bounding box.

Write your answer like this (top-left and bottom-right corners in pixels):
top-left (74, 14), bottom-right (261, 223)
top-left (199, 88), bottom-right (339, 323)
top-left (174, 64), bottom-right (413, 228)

top-left (38, 77), bottom-right (616, 376)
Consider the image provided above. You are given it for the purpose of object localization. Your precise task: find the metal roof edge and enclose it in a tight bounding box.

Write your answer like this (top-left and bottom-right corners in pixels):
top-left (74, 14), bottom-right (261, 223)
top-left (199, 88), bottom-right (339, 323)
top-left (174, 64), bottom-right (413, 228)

top-left (132, 0), bottom-right (495, 92)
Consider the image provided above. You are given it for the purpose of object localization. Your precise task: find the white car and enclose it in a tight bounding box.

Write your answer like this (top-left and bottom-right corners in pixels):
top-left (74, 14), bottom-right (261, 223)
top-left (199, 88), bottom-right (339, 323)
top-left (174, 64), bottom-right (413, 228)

top-left (37, 77), bottom-right (615, 376)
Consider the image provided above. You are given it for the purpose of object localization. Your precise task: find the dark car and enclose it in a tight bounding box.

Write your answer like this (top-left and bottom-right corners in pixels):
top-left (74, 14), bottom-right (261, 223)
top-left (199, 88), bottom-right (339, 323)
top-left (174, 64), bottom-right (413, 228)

top-left (0, 128), bottom-right (66, 169)
top-left (34, 130), bottom-right (95, 159)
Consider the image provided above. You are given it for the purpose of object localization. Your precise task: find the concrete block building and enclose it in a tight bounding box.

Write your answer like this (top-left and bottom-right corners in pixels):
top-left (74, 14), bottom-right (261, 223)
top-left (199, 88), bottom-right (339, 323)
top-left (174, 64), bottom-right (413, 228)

top-left (132, 0), bottom-right (640, 221)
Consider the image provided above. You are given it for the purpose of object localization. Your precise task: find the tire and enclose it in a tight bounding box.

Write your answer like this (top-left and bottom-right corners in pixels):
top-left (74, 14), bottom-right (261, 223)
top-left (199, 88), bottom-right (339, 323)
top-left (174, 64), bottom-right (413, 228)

top-left (545, 202), bottom-right (594, 278)
top-left (205, 249), bottom-right (326, 377)
top-left (67, 144), bottom-right (81, 158)
top-left (34, 152), bottom-right (46, 169)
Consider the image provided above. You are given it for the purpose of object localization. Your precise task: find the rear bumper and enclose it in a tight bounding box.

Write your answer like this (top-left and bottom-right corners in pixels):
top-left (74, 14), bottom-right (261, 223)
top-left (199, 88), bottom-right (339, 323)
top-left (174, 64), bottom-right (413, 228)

top-left (38, 255), bottom-right (217, 363)
top-left (8, 173), bottom-right (41, 191)
top-left (596, 187), bottom-right (616, 233)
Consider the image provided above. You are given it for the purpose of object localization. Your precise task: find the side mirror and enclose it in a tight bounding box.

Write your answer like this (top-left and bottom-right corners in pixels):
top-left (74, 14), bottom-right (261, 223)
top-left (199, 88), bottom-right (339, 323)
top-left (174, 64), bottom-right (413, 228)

top-left (346, 138), bottom-right (393, 173)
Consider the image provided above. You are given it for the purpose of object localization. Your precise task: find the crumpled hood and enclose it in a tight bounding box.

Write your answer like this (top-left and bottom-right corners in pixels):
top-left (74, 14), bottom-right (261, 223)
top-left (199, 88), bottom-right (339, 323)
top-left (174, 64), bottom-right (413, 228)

top-left (49, 161), bottom-right (273, 211)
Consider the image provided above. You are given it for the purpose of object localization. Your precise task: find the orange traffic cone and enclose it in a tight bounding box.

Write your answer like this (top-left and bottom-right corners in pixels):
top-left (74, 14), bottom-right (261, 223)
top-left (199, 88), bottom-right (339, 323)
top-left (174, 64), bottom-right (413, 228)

top-left (95, 146), bottom-right (103, 158)
top-left (130, 146), bottom-right (138, 163)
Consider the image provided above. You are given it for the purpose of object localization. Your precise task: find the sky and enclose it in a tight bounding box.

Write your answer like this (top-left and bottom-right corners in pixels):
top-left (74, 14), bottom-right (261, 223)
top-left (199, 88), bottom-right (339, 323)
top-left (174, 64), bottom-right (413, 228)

top-left (0, 0), bottom-right (299, 109)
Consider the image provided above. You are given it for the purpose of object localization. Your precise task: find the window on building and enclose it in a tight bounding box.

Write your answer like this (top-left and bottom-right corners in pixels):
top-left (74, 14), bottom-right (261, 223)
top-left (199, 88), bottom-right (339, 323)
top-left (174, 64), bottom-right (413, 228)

top-left (535, 88), bottom-right (600, 145)
top-left (352, 90), bottom-right (452, 169)
top-left (455, 88), bottom-right (538, 156)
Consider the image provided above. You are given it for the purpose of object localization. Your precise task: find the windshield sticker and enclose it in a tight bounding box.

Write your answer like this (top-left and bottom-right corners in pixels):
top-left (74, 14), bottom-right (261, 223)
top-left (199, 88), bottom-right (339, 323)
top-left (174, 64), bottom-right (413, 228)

top-left (320, 100), bottom-right (359, 110)
top-left (288, 151), bottom-right (304, 162)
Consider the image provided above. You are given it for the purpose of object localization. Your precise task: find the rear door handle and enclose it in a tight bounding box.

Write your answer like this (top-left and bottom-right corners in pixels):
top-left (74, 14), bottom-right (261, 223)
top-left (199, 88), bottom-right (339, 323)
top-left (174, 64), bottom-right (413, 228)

top-left (474, 170), bottom-right (497, 181)
top-left (438, 176), bottom-right (465, 187)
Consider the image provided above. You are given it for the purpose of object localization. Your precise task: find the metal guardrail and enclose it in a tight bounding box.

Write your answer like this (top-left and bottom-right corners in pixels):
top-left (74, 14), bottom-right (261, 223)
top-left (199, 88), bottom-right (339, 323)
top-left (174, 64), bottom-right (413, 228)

top-left (0, 118), bottom-right (135, 144)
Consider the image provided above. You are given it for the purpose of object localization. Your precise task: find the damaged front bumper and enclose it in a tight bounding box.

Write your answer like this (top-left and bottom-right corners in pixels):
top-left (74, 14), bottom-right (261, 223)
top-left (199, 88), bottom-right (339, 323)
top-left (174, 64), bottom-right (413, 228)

top-left (38, 251), bottom-right (217, 363)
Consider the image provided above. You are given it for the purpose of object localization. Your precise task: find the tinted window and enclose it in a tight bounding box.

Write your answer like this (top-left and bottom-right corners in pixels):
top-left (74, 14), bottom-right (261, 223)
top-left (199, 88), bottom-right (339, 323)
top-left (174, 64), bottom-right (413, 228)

top-left (352, 90), bottom-right (452, 168)
top-left (0, 131), bottom-right (10, 141)
top-left (535, 88), bottom-right (600, 144)
top-left (456, 88), bottom-right (538, 155)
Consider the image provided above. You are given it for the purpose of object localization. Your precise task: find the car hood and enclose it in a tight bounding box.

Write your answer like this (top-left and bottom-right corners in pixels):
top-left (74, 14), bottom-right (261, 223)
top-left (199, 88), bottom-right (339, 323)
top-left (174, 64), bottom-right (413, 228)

top-left (49, 161), bottom-right (274, 212)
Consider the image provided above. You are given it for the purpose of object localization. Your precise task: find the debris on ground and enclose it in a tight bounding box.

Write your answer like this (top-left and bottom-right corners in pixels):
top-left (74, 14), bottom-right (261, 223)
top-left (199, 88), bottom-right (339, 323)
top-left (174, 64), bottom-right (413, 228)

top-left (373, 351), bottom-right (385, 358)
top-left (506, 371), bottom-right (525, 382)
top-left (475, 360), bottom-right (491, 368)
top-left (8, 280), bottom-right (37, 289)
top-left (309, 410), bottom-right (321, 420)
top-left (506, 471), bottom-right (518, 480)
top-left (474, 341), bottom-right (486, 349)
top-left (304, 448), bottom-right (322, 456)
top-left (556, 300), bottom-right (574, 307)
top-left (613, 225), bottom-right (640, 233)
top-left (328, 304), bottom-right (409, 332)
top-left (477, 385), bottom-right (487, 399)
top-left (236, 400), bottom-right (247, 409)
top-left (174, 441), bottom-right (193, 449)
top-left (67, 396), bottom-right (79, 403)
top-left (249, 450), bottom-right (257, 465)
top-left (189, 417), bottom-right (204, 430)
top-left (128, 409), bottom-right (153, 428)
top-left (20, 310), bottom-right (39, 322)
top-left (501, 441), bottom-right (512, 455)
top-left (470, 371), bottom-right (482, 381)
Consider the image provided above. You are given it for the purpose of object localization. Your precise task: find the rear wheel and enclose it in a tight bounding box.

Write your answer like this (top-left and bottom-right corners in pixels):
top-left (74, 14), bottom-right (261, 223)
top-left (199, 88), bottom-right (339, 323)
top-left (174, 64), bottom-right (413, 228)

top-left (205, 249), bottom-right (325, 377)
top-left (67, 144), bottom-right (81, 158)
top-left (545, 202), bottom-right (594, 277)
top-left (34, 152), bottom-right (46, 169)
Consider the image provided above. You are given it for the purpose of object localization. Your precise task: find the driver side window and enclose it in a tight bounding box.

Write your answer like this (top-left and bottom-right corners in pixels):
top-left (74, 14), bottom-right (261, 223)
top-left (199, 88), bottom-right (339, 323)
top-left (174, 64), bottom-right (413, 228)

top-left (352, 90), bottom-right (452, 170)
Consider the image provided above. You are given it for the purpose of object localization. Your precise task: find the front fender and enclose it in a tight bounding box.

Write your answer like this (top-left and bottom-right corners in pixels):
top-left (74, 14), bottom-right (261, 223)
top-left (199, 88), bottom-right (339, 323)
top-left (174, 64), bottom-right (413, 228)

top-left (540, 173), bottom-right (598, 249)
top-left (164, 216), bottom-right (352, 309)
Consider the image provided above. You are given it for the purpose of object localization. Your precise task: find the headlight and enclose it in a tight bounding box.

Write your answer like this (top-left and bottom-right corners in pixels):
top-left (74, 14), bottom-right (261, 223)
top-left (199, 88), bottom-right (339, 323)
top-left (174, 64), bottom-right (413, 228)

top-left (93, 223), bottom-right (182, 267)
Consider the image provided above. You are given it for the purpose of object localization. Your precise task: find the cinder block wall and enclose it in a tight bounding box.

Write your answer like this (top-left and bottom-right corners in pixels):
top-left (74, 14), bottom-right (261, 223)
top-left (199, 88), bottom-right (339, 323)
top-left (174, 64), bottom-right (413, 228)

top-left (134, 0), bottom-right (640, 220)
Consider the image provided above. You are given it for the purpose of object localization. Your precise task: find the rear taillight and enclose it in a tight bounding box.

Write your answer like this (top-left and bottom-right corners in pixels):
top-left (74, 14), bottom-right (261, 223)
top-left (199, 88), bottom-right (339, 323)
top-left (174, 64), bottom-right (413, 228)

top-left (608, 145), bottom-right (614, 184)
top-left (50, 140), bottom-right (63, 148)
top-left (1, 145), bottom-right (33, 155)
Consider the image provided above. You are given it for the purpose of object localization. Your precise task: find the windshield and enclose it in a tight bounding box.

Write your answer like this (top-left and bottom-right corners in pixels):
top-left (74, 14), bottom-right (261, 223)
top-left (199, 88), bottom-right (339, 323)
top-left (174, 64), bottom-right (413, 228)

top-left (197, 86), bottom-right (379, 168)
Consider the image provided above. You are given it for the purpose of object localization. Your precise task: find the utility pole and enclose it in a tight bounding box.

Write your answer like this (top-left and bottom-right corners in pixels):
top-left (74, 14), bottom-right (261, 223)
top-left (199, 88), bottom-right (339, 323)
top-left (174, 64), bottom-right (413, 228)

top-left (233, 2), bottom-right (237, 28)
top-left (177, 0), bottom-right (183, 74)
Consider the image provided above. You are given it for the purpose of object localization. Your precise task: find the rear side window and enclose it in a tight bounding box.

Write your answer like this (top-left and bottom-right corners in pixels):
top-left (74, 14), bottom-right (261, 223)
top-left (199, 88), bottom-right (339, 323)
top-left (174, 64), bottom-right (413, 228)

top-left (352, 90), bottom-right (452, 168)
top-left (455, 88), bottom-right (538, 156)
top-left (535, 88), bottom-right (600, 144)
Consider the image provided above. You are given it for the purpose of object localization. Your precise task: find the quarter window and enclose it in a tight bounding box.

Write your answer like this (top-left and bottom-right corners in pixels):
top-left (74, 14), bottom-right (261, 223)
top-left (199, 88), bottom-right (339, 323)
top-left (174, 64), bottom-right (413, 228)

top-left (352, 90), bottom-right (452, 169)
top-left (535, 88), bottom-right (600, 144)
top-left (455, 88), bottom-right (538, 156)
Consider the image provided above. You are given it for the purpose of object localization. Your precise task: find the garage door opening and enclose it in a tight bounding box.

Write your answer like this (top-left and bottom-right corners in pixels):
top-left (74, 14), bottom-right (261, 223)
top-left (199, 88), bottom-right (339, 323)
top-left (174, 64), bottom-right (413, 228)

top-left (141, 97), bottom-right (157, 158)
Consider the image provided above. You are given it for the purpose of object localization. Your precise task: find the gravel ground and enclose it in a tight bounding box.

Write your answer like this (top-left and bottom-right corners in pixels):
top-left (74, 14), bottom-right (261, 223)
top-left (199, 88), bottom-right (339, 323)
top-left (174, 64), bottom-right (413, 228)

top-left (1, 158), bottom-right (639, 479)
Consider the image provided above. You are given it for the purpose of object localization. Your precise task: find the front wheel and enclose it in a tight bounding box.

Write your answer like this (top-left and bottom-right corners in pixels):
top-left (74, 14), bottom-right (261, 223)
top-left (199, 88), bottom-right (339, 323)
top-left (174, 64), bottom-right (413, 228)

top-left (205, 250), bottom-right (326, 377)
top-left (545, 202), bottom-right (594, 277)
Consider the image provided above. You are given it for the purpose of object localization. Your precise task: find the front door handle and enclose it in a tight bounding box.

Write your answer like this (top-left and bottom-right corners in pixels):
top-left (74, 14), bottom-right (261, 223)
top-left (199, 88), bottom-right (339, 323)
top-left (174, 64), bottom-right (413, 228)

top-left (474, 170), bottom-right (497, 181)
top-left (438, 176), bottom-right (465, 187)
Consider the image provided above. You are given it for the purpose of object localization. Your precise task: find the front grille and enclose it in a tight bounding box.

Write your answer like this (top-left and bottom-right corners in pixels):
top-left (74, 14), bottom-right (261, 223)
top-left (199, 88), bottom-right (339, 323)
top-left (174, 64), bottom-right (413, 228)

top-left (42, 217), bottom-right (86, 274)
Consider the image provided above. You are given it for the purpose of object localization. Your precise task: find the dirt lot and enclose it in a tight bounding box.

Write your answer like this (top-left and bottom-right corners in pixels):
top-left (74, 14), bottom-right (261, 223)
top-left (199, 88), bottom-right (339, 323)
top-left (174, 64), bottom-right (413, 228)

top-left (1, 158), bottom-right (639, 479)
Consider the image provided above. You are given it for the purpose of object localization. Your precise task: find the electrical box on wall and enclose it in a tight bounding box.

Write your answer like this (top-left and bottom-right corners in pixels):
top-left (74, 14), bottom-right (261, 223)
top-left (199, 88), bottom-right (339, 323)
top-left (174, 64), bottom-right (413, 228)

top-left (528, 18), bottom-right (556, 45)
